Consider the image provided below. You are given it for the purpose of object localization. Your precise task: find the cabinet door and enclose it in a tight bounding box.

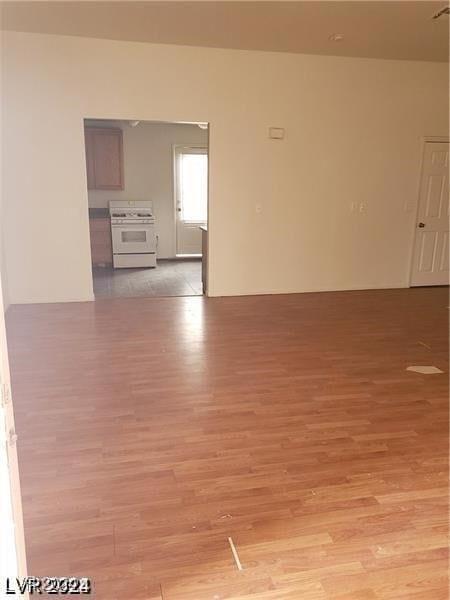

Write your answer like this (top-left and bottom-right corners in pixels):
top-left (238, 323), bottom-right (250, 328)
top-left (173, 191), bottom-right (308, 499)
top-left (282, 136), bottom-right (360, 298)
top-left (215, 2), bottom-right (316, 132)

top-left (85, 127), bottom-right (124, 190)
top-left (89, 219), bottom-right (113, 265)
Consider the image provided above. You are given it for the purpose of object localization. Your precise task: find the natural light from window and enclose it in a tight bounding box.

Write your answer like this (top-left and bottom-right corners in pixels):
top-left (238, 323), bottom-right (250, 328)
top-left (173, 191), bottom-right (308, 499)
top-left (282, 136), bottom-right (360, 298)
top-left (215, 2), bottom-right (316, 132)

top-left (179, 153), bottom-right (208, 223)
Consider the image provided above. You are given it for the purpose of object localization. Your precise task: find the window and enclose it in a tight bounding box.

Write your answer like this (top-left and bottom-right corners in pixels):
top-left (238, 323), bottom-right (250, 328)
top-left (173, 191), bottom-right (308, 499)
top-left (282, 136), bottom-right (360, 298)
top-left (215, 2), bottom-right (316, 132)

top-left (121, 231), bottom-right (147, 243)
top-left (177, 149), bottom-right (208, 223)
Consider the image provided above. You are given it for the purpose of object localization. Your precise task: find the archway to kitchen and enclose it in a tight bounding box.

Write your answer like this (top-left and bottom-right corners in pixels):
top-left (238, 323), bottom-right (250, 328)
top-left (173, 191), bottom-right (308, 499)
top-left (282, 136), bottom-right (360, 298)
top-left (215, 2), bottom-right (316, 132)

top-left (84, 118), bottom-right (209, 299)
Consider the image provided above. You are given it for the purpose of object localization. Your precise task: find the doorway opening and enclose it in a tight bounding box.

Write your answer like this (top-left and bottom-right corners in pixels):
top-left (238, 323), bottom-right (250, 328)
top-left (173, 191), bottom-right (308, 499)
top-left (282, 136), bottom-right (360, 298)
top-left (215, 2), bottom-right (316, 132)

top-left (84, 118), bottom-right (209, 299)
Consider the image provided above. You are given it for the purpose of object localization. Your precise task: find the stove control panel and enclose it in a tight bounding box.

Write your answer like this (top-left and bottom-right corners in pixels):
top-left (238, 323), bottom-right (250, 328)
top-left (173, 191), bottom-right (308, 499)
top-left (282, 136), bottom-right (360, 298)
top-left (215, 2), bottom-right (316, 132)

top-left (111, 219), bottom-right (155, 225)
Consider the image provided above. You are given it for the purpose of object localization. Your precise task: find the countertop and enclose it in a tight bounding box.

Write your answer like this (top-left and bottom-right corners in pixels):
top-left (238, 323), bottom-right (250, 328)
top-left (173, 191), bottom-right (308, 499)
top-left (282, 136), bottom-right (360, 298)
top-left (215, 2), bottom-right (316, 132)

top-left (89, 208), bottom-right (109, 219)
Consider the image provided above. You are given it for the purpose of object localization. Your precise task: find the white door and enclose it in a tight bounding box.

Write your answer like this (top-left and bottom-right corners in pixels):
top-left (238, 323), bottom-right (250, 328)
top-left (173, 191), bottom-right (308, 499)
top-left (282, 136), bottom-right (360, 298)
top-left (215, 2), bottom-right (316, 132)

top-left (411, 142), bottom-right (449, 286)
top-left (174, 147), bottom-right (208, 255)
top-left (0, 284), bottom-right (28, 594)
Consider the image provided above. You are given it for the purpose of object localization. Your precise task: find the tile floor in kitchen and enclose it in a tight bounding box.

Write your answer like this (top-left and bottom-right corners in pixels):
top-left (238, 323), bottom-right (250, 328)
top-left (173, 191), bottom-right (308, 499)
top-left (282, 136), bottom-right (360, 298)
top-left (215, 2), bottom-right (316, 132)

top-left (92, 258), bottom-right (202, 298)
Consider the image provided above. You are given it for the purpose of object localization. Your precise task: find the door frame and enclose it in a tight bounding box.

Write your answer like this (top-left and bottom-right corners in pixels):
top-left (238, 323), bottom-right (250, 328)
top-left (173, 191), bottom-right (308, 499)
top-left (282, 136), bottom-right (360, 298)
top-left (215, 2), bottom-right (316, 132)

top-left (0, 286), bottom-right (28, 596)
top-left (172, 144), bottom-right (209, 258)
top-left (408, 136), bottom-right (449, 287)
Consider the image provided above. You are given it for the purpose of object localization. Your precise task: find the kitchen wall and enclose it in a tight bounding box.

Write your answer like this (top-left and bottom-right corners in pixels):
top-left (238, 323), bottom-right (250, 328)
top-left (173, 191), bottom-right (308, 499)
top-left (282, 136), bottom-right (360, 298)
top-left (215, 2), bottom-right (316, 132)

top-left (86, 120), bottom-right (208, 259)
top-left (1, 31), bottom-right (448, 304)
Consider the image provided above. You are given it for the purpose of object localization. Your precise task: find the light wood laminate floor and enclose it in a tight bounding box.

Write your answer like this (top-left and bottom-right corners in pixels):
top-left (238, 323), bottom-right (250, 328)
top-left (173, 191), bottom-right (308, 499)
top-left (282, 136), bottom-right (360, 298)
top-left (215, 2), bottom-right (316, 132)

top-left (93, 259), bottom-right (202, 299)
top-left (6, 287), bottom-right (448, 599)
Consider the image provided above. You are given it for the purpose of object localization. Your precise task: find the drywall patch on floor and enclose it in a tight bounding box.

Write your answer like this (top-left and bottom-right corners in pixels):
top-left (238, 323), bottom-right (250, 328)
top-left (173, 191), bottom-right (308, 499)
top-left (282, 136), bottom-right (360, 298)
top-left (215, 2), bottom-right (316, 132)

top-left (406, 365), bottom-right (444, 374)
top-left (228, 537), bottom-right (243, 571)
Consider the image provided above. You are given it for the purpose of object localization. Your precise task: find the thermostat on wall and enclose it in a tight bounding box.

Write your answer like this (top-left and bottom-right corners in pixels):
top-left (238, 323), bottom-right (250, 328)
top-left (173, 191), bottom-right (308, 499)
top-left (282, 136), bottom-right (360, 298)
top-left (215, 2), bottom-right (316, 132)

top-left (269, 127), bottom-right (285, 140)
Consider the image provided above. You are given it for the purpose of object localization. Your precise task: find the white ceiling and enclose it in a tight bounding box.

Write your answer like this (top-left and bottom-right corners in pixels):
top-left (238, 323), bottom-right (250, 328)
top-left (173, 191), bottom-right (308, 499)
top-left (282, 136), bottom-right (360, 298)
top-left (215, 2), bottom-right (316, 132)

top-left (1, 1), bottom-right (449, 62)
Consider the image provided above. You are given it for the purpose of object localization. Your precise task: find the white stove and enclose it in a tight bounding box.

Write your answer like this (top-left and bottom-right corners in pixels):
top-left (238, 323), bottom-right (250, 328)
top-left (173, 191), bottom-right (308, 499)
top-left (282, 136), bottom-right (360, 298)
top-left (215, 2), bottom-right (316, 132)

top-left (109, 200), bottom-right (157, 268)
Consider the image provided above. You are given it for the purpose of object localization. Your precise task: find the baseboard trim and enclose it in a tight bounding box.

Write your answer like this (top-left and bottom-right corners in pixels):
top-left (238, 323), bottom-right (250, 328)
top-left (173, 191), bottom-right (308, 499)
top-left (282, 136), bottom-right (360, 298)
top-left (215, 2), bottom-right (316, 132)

top-left (9, 294), bottom-right (95, 306)
top-left (208, 283), bottom-right (410, 298)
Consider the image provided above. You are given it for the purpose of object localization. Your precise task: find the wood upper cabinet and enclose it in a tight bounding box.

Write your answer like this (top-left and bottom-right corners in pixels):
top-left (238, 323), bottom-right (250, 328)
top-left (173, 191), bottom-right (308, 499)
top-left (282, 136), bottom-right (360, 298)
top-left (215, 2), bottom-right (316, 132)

top-left (85, 127), bottom-right (124, 190)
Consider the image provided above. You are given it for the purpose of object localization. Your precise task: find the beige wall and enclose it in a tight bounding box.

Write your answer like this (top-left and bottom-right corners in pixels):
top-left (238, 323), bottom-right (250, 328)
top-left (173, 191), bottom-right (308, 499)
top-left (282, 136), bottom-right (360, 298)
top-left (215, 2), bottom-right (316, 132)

top-left (0, 110), bottom-right (9, 310)
top-left (0, 167), bottom-right (8, 310)
top-left (86, 120), bottom-right (208, 258)
top-left (0, 226), bottom-right (9, 312)
top-left (0, 237), bottom-right (9, 312)
top-left (1, 31), bottom-right (448, 304)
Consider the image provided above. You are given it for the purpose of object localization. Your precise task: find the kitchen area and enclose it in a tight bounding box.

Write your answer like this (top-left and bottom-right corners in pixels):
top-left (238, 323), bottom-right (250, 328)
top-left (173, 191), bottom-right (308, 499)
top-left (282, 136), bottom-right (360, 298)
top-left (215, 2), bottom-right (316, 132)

top-left (85, 119), bottom-right (209, 298)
